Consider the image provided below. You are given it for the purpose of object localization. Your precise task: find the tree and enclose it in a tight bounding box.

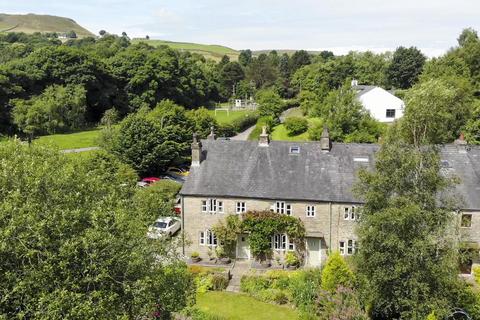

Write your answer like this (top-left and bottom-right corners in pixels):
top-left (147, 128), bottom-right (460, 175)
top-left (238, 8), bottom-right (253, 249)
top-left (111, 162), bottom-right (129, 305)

top-left (99, 30), bottom-right (106, 36)
top-left (12, 84), bottom-right (87, 137)
top-left (146, 35), bottom-right (150, 40)
top-left (133, 180), bottom-right (182, 219)
top-left (0, 141), bottom-right (194, 319)
top-left (386, 46), bottom-right (426, 89)
top-left (458, 28), bottom-right (479, 47)
top-left (354, 134), bottom-right (469, 319)
top-left (321, 251), bottom-right (354, 292)
top-left (66, 30), bottom-right (77, 39)
top-left (106, 111), bottom-right (183, 176)
top-left (238, 49), bottom-right (253, 67)
top-left (220, 62), bottom-right (245, 99)
top-left (100, 108), bottom-right (119, 128)
top-left (290, 50), bottom-right (311, 73)
top-left (122, 31), bottom-right (128, 37)
top-left (400, 79), bottom-right (472, 145)
top-left (186, 107), bottom-right (219, 138)
top-left (256, 89), bottom-right (284, 118)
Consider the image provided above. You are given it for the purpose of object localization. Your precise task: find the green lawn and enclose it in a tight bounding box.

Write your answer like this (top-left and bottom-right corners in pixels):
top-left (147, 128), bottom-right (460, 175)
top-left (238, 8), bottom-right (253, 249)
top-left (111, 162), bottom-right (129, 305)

top-left (196, 291), bottom-right (299, 320)
top-left (208, 109), bottom-right (256, 125)
top-left (34, 128), bottom-right (102, 149)
top-left (271, 124), bottom-right (310, 141)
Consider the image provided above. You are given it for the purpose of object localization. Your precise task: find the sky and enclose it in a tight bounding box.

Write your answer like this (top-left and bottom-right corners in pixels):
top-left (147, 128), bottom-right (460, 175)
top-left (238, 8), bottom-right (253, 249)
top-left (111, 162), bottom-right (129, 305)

top-left (1, 0), bottom-right (479, 57)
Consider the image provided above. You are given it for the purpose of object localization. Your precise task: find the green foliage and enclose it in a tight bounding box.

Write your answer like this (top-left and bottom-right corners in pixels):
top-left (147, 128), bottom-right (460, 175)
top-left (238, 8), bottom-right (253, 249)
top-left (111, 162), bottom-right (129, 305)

top-left (354, 139), bottom-right (466, 319)
top-left (0, 141), bottom-right (194, 319)
top-left (188, 265), bottom-right (228, 293)
top-left (187, 107), bottom-right (219, 138)
top-left (133, 180), bottom-right (181, 218)
top-left (242, 211), bottom-right (305, 261)
top-left (309, 84), bottom-right (384, 142)
top-left (400, 78), bottom-right (472, 145)
top-left (387, 46), bottom-right (426, 89)
top-left (256, 89), bottom-right (285, 118)
top-left (103, 100), bottom-right (203, 176)
top-left (321, 251), bottom-right (354, 292)
top-left (13, 84), bottom-right (87, 136)
top-left (473, 266), bottom-right (480, 285)
top-left (212, 215), bottom-right (243, 258)
top-left (426, 311), bottom-right (438, 320)
top-left (315, 286), bottom-right (368, 320)
top-left (240, 269), bottom-right (322, 311)
top-left (248, 116), bottom-right (277, 140)
top-left (100, 108), bottom-right (119, 128)
top-left (284, 251), bottom-right (300, 267)
top-left (191, 251), bottom-right (200, 258)
top-left (284, 116), bottom-right (308, 135)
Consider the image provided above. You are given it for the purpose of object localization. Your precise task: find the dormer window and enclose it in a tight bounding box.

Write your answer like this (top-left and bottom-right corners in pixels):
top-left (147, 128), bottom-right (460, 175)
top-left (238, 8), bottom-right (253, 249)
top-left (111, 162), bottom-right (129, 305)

top-left (289, 146), bottom-right (300, 154)
top-left (386, 109), bottom-right (396, 118)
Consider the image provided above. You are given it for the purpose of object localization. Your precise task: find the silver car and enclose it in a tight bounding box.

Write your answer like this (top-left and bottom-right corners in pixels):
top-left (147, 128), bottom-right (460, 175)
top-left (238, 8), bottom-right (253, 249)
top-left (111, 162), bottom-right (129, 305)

top-left (147, 217), bottom-right (181, 238)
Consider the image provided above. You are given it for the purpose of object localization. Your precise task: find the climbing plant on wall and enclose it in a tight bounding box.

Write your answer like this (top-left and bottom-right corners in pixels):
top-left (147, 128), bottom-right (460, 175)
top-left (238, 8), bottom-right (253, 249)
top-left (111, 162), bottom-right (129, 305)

top-left (242, 211), bottom-right (305, 261)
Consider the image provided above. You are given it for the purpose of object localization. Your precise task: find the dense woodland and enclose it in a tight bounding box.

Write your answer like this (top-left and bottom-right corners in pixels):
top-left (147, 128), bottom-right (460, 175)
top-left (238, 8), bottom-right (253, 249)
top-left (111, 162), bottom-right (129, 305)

top-left (2, 29), bottom-right (480, 319)
top-left (1, 29), bottom-right (479, 144)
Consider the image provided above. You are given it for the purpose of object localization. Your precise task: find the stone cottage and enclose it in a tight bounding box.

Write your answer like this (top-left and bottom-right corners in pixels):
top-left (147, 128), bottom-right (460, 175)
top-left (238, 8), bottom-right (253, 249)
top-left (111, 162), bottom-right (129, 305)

top-left (179, 128), bottom-right (480, 270)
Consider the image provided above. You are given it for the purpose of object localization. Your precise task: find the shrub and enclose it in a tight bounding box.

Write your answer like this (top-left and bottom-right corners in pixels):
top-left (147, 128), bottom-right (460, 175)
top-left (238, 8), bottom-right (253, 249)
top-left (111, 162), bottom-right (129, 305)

top-left (284, 116), bottom-right (308, 135)
top-left (195, 274), bottom-right (214, 293)
top-left (211, 273), bottom-right (229, 291)
top-left (240, 275), bottom-right (271, 294)
top-left (473, 265), bottom-right (480, 285)
top-left (285, 252), bottom-right (300, 267)
top-left (321, 251), bottom-right (354, 292)
top-left (290, 269), bottom-right (322, 310)
top-left (248, 116), bottom-right (278, 140)
top-left (191, 251), bottom-right (200, 259)
top-left (426, 311), bottom-right (438, 320)
top-left (258, 288), bottom-right (289, 304)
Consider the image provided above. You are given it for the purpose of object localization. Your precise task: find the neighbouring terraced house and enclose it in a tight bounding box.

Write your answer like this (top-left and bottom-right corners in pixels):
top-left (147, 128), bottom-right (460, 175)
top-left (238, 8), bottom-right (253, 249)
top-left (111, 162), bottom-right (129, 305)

top-left (179, 127), bottom-right (480, 272)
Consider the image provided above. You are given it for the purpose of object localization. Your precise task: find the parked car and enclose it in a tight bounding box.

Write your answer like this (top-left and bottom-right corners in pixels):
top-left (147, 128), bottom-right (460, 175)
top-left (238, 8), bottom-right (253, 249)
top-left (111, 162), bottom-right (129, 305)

top-left (147, 217), bottom-right (181, 238)
top-left (167, 167), bottom-right (189, 177)
top-left (161, 174), bottom-right (185, 184)
top-left (137, 177), bottom-right (161, 187)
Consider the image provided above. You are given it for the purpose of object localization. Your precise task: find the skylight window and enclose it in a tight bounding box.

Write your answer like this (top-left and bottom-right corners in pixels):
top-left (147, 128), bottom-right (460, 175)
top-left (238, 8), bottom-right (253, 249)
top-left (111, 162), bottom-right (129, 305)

top-left (289, 146), bottom-right (300, 154)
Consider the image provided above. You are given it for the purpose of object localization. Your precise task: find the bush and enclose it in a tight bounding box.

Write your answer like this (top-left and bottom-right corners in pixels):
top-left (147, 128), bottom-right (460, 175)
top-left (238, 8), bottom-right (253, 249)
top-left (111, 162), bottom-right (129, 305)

top-left (258, 288), bottom-right (289, 304)
top-left (191, 251), bottom-right (200, 259)
top-left (195, 274), bottom-right (214, 293)
top-left (219, 112), bottom-right (259, 137)
top-left (285, 252), bottom-right (300, 267)
top-left (284, 117), bottom-right (308, 135)
top-left (211, 273), bottom-right (229, 291)
top-left (240, 275), bottom-right (270, 294)
top-left (426, 311), bottom-right (438, 320)
top-left (321, 251), bottom-right (354, 292)
top-left (473, 265), bottom-right (480, 285)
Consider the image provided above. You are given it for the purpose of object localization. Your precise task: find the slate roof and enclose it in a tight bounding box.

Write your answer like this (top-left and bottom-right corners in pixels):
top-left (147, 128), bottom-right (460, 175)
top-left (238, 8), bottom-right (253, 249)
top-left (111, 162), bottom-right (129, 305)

top-left (352, 85), bottom-right (376, 97)
top-left (180, 140), bottom-right (480, 210)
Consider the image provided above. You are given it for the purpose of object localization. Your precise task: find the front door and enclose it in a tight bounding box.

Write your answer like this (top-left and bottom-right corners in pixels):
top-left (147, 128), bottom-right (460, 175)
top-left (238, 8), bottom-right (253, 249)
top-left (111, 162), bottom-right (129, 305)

top-left (306, 237), bottom-right (322, 267)
top-left (237, 234), bottom-right (250, 259)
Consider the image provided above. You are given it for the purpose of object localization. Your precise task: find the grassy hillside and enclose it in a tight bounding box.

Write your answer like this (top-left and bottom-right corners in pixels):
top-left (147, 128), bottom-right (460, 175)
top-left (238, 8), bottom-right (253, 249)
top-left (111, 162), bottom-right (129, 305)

top-left (132, 38), bottom-right (239, 61)
top-left (0, 13), bottom-right (94, 37)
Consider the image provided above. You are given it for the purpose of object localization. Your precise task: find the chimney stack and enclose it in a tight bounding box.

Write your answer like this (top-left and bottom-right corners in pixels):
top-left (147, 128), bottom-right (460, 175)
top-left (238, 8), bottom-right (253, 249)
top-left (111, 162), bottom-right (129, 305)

top-left (191, 133), bottom-right (203, 167)
top-left (259, 126), bottom-right (269, 147)
top-left (207, 127), bottom-right (216, 140)
top-left (320, 126), bottom-right (331, 152)
top-left (454, 132), bottom-right (467, 146)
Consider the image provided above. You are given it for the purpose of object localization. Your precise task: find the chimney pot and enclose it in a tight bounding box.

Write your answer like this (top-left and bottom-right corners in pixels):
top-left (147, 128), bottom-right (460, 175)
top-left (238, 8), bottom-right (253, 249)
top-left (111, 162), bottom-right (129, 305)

top-left (259, 126), bottom-right (269, 147)
top-left (207, 127), bottom-right (216, 140)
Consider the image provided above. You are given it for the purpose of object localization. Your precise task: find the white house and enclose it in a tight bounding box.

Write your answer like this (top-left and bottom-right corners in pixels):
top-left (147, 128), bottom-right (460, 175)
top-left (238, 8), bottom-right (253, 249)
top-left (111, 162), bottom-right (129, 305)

top-left (351, 80), bottom-right (405, 123)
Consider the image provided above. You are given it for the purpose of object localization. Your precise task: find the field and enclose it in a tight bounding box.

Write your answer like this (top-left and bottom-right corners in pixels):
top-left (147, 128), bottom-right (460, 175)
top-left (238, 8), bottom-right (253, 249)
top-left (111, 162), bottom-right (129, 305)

top-left (0, 13), bottom-right (94, 37)
top-left (34, 128), bottom-right (102, 149)
top-left (196, 291), bottom-right (299, 320)
top-left (208, 109), bottom-right (256, 125)
top-left (132, 39), bottom-right (239, 61)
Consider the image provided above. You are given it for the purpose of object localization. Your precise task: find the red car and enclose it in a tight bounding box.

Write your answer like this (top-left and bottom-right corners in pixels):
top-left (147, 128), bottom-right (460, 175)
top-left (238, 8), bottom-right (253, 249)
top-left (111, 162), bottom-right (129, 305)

top-left (137, 177), bottom-right (161, 187)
